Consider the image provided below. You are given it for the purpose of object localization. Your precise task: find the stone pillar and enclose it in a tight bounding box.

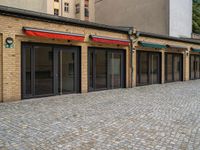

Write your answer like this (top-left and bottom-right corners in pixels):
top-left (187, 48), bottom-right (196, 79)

top-left (81, 43), bottom-right (88, 93)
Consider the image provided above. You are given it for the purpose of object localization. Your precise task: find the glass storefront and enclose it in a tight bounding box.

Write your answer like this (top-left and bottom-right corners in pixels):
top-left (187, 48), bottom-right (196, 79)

top-left (165, 53), bottom-right (183, 83)
top-left (88, 48), bottom-right (125, 91)
top-left (190, 55), bottom-right (200, 80)
top-left (137, 51), bottom-right (161, 86)
top-left (22, 43), bottom-right (80, 99)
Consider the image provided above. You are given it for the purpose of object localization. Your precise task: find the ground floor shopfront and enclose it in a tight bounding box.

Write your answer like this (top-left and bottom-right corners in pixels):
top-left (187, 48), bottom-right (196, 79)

top-left (1, 6), bottom-right (200, 102)
top-left (133, 34), bottom-right (200, 87)
top-left (21, 43), bottom-right (127, 99)
top-left (135, 48), bottom-right (184, 86)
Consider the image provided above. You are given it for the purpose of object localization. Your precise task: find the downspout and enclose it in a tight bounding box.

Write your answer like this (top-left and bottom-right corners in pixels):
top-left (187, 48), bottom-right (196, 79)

top-left (128, 28), bottom-right (134, 88)
top-left (128, 28), bottom-right (138, 88)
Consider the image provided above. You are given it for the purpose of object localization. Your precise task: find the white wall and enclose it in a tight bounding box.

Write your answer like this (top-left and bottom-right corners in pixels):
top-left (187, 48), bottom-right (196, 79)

top-left (0, 0), bottom-right (48, 13)
top-left (169, 0), bottom-right (192, 37)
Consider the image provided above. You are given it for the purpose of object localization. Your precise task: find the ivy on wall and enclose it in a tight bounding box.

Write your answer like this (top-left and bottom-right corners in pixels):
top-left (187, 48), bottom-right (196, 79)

top-left (193, 0), bottom-right (200, 33)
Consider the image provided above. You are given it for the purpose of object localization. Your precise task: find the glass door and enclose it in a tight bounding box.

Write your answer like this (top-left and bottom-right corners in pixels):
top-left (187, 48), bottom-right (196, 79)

top-left (196, 56), bottom-right (200, 79)
top-left (190, 55), bottom-right (200, 80)
top-left (137, 51), bottom-right (161, 86)
top-left (190, 55), bottom-right (195, 79)
top-left (149, 53), bottom-right (160, 84)
top-left (108, 52), bottom-right (124, 89)
top-left (54, 47), bottom-right (80, 95)
top-left (22, 45), bottom-right (54, 98)
top-left (22, 43), bottom-right (80, 99)
top-left (174, 55), bottom-right (182, 81)
top-left (88, 48), bottom-right (125, 91)
top-left (165, 53), bottom-right (183, 83)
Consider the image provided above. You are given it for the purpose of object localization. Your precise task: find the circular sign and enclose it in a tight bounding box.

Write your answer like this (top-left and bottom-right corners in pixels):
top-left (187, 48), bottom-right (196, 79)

top-left (6, 37), bottom-right (14, 45)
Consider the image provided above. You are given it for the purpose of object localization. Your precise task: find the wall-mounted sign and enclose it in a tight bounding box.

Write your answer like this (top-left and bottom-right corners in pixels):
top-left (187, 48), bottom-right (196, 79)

top-left (5, 37), bottom-right (14, 48)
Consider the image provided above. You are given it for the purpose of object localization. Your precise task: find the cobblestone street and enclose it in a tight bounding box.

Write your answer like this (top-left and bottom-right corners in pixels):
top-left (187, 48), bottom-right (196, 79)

top-left (1, 80), bottom-right (200, 150)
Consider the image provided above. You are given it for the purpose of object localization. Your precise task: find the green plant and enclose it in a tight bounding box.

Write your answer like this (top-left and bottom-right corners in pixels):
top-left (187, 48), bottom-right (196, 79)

top-left (193, 0), bottom-right (200, 33)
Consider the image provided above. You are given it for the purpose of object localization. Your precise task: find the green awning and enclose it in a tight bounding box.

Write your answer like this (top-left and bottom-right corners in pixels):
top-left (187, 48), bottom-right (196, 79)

top-left (192, 48), bottom-right (200, 52)
top-left (138, 41), bottom-right (167, 49)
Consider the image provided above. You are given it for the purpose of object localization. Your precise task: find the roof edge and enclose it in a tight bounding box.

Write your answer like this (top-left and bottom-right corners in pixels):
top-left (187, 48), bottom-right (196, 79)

top-left (137, 31), bottom-right (200, 45)
top-left (0, 5), bottom-right (131, 34)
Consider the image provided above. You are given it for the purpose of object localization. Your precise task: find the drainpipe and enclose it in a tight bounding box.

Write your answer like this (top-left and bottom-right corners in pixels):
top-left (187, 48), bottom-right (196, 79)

top-left (128, 28), bottom-right (138, 88)
top-left (128, 28), bottom-right (134, 88)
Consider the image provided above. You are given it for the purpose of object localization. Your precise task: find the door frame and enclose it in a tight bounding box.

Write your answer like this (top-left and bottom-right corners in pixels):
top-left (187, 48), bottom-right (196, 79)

top-left (54, 46), bottom-right (80, 95)
top-left (21, 42), bottom-right (81, 99)
top-left (165, 53), bottom-right (183, 83)
top-left (190, 54), bottom-right (200, 80)
top-left (88, 47), bottom-right (126, 92)
top-left (136, 51), bottom-right (161, 86)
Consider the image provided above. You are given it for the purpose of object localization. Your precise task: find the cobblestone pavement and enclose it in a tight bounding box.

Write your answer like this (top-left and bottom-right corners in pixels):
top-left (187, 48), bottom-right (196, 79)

top-left (1, 81), bottom-right (200, 150)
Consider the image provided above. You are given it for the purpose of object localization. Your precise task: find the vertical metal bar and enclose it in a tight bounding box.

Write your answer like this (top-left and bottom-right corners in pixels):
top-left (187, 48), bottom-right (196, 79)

top-left (21, 45), bottom-right (26, 98)
top-left (32, 46), bottom-right (35, 96)
top-left (172, 54), bottom-right (174, 81)
top-left (60, 50), bottom-right (62, 95)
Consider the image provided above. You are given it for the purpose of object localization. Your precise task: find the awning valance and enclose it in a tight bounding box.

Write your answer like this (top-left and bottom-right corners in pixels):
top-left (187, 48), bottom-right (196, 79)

top-left (166, 45), bottom-right (187, 50)
top-left (23, 27), bottom-right (85, 42)
top-left (191, 48), bottom-right (200, 52)
top-left (138, 41), bottom-right (167, 49)
top-left (90, 35), bottom-right (130, 46)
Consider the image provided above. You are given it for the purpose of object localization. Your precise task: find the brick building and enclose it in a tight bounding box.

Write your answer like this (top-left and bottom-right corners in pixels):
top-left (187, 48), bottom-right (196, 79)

top-left (0, 5), bottom-right (200, 102)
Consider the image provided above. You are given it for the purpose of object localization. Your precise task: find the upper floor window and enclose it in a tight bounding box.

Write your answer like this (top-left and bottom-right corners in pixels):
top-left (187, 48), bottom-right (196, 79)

top-left (75, 4), bottom-right (80, 14)
top-left (54, 9), bottom-right (59, 16)
top-left (85, 4), bottom-right (89, 17)
top-left (85, 8), bottom-right (89, 17)
top-left (64, 3), bottom-right (69, 12)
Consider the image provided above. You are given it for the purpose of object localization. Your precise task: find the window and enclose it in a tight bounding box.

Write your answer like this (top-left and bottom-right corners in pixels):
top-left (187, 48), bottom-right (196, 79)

top-left (54, 9), bottom-right (59, 16)
top-left (75, 4), bottom-right (80, 14)
top-left (85, 8), bottom-right (89, 17)
top-left (54, 0), bottom-right (59, 2)
top-left (64, 3), bottom-right (69, 12)
top-left (84, 4), bottom-right (89, 17)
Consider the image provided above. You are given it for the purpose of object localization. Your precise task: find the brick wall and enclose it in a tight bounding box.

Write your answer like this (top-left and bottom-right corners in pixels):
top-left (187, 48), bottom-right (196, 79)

top-left (0, 15), bottom-right (130, 102)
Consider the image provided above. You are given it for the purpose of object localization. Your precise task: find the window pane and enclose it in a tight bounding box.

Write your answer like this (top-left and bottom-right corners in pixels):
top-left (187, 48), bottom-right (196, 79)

top-left (174, 55), bottom-right (181, 81)
top-left (95, 50), bottom-right (107, 89)
top-left (61, 51), bottom-right (75, 93)
top-left (108, 53), bottom-right (122, 88)
top-left (196, 56), bottom-right (200, 78)
top-left (150, 54), bottom-right (159, 84)
top-left (190, 55), bottom-right (195, 79)
top-left (35, 46), bottom-right (53, 95)
top-left (140, 52), bottom-right (148, 85)
top-left (89, 51), bottom-right (94, 90)
top-left (25, 48), bottom-right (31, 95)
top-left (166, 54), bottom-right (173, 82)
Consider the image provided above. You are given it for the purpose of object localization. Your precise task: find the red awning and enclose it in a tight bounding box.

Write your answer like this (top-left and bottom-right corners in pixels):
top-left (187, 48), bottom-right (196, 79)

top-left (90, 35), bottom-right (130, 46)
top-left (23, 27), bottom-right (85, 42)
